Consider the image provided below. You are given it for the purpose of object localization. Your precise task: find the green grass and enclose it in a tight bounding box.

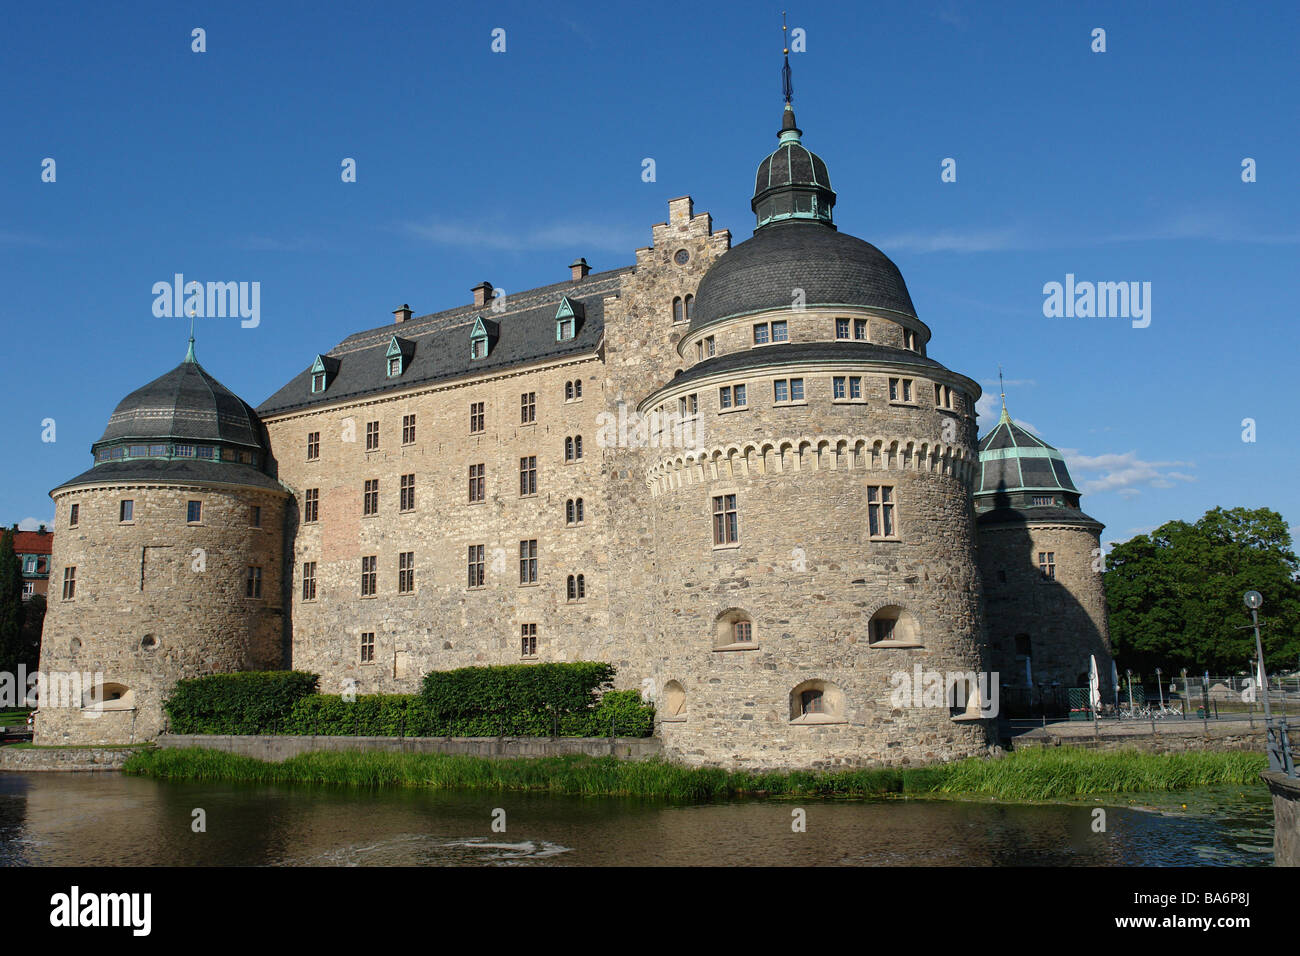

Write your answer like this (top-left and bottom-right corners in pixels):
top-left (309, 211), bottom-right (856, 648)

top-left (122, 746), bottom-right (1267, 802)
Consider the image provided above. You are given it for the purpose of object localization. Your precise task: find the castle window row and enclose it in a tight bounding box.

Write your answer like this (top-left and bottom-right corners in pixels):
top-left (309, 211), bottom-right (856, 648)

top-left (704, 487), bottom-right (900, 548)
top-left (658, 377), bottom-right (966, 418)
top-left (94, 442), bottom-right (260, 467)
top-left (100, 498), bottom-right (263, 528)
top-left (297, 548), bottom-right (592, 600)
top-left (59, 562), bottom-right (268, 603)
top-left (301, 481), bottom-right (588, 524)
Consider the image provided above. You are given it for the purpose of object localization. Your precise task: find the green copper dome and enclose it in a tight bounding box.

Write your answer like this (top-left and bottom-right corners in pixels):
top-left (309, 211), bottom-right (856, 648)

top-left (752, 105), bottom-right (836, 229)
top-left (975, 404), bottom-right (1080, 498)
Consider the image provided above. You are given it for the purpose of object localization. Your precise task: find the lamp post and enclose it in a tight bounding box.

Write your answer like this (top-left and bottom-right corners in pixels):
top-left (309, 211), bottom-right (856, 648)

top-left (1156, 667), bottom-right (1164, 710)
top-left (1244, 591), bottom-right (1271, 724)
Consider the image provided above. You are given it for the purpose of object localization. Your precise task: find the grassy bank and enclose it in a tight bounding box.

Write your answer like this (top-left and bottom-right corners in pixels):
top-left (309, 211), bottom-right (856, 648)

top-left (123, 746), bottom-right (1267, 801)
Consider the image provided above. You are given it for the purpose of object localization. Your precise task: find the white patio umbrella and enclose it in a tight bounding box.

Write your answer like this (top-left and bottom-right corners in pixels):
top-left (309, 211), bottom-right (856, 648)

top-left (1089, 655), bottom-right (1102, 713)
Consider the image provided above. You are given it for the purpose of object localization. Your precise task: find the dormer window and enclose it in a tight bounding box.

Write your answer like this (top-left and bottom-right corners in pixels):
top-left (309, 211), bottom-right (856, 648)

top-left (388, 357), bottom-right (401, 376)
top-left (386, 335), bottom-right (412, 378)
top-left (312, 372), bottom-right (325, 392)
top-left (309, 354), bottom-right (337, 394)
top-left (468, 315), bottom-right (497, 360)
top-left (555, 296), bottom-right (584, 341)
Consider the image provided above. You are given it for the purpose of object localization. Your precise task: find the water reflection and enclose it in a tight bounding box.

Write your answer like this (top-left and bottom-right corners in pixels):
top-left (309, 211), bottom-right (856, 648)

top-left (0, 773), bottom-right (1273, 867)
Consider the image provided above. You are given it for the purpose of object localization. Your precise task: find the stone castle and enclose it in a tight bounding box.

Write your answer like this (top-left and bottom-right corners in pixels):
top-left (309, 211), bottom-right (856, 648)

top-left (34, 90), bottom-right (1113, 769)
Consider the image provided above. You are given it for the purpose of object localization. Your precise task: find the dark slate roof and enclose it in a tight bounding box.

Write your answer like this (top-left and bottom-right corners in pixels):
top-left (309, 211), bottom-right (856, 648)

top-left (258, 268), bottom-right (630, 417)
top-left (97, 358), bottom-right (264, 450)
top-left (689, 219), bottom-right (917, 332)
top-left (52, 459), bottom-right (288, 495)
top-left (653, 341), bottom-right (947, 394)
top-left (755, 141), bottom-right (832, 196)
top-left (975, 407), bottom-right (1080, 496)
top-left (977, 505), bottom-right (1103, 530)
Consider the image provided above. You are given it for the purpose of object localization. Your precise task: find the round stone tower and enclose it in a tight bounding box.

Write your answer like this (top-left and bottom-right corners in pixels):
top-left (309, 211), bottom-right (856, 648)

top-left (639, 101), bottom-right (994, 769)
top-left (974, 399), bottom-right (1113, 709)
top-left (35, 339), bottom-right (288, 745)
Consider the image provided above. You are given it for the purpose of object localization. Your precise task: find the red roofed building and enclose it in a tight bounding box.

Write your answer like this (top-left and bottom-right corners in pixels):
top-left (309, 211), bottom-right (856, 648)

top-left (13, 526), bottom-right (53, 600)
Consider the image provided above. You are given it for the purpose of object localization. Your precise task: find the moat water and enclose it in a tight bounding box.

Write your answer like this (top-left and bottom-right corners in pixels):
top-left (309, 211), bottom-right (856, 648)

top-left (0, 772), bottom-right (1274, 866)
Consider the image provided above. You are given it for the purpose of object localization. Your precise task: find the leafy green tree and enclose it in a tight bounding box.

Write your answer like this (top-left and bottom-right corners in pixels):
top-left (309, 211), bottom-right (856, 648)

top-left (1105, 507), bottom-right (1300, 674)
top-left (0, 529), bottom-right (26, 676)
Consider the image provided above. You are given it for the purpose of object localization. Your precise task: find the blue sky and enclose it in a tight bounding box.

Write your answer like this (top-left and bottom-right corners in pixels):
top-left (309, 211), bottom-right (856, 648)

top-left (3, 0), bottom-right (1298, 550)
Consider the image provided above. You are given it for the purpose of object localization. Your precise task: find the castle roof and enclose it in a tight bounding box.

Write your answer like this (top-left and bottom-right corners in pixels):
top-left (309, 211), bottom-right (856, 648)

top-left (257, 268), bottom-right (629, 417)
top-left (975, 405), bottom-right (1080, 497)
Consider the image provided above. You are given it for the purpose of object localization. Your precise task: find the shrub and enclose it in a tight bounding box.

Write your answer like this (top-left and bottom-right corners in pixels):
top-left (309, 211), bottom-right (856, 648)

top-left (420, 661), bottom-right (617, 735)
top-left (163, 671), bottom-right (319, 734)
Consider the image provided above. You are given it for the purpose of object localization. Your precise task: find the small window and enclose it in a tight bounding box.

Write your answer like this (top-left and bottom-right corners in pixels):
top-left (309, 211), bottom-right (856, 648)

top-left (519, 539), bottom-right (539, 584)
top-left (934, 383), bottom-right (953, 409)
top-left (302, 561), bottom-right (317, 601)
top-left (363, 479), bottom-right (379, 516)
top-left (854, 318), bottom-right (868, 340)
top-left (520, 456), bottom-right (537, 496)
top-left (733, 620), bottom-right (752, 643)
top-left (304, 488), bottom-right (319, 523)
top-left (312, 371), bottom-right (326, 393)
top-left (521, 392), bottom-right (536, 424)
top-left (120, 500), bottom-right (134, 523)
top-left (471, 338), bottom-right (486, 360)
top-left (365, 421), bottom-right (380, 451)
top-left (752, 322), bottom-right (770, 345)
top-left (307, 431), bottom-right (320, 460)
top-left (566, 574), bottom-right (586, 601)
top-left (773, 378), bottom-right (804, 404)
top-left (566, 497), bottom-right (585, 525)
top-left (470, 402), bottom-right (485, 434)
top-left (467, 545), bottom-right (486, 588)
top-left (903, 329), bottom-right (917, 351)
top-left (712, 494), bottom-right (739, 546)
top-left (62, 566), bottom-right (76, 600)
top-left (469, 464), bottom-right (485, 503)
top-left (1038, 552), bottom-right (1056, 580)
top-left (867, 485), bottom-right (897, 539)
top-left (672, 297), bottom-right (684, 323)
top-left (361, 555), bottom-right (377, 596)
top-left (1030, 495), bottom-right (1055, 506)
top-left (250, 505), bottom-right (261, 528)
top-left (388, 355), bottom-right (402, 377)
top-left (835, 318), bottom-right (850, 339)
top-left (565, 435), bottom-right (583, 462)
top-left (678, 393), bottom-right (698, 418)
top-left (398, 551), bottom-right (415, 594)
top-left (521, 623), bottom-right (537, 658)
top-left (402, 415), bottom-right (416, 445)
top-left (187, 500), bottom-right (202, 523)
top-left (69, 504), bottom-right (79, 527)
top-left (245, 566), bottom-right (263, 599)
top-left (360, 632), bottom-right (375, 663)
top-left (684, 295), bottom-right (694, 322)
top-left (719, 384), bottom-right (747, 410)
top-left (400, 473), bottom-right (416, 512)
top-left (557, 318), bottom-right (573, 340)
top-left (888, 377), bottom-right (914, 403)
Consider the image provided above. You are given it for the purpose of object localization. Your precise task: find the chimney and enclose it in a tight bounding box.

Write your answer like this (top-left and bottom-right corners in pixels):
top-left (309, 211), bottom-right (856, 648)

top-left (472, 282), bottom-right (494, 307)
top-left (393, 303), bottom-right (412, 324)
top-left (569, 258), bottom-right (590, 281)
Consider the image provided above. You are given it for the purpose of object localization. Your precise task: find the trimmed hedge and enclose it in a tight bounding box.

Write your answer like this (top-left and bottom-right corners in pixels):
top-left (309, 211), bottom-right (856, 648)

top-left (282, 689), bottom-right (653, 738)
top-left (164, 671), bottom-right (320, 734)
top-left (421, 661), bottom-right (616, 727)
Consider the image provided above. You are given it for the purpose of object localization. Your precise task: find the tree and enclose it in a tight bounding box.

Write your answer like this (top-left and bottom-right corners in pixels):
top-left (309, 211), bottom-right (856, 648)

top-left (0, 528), bottom-right (26, 677)
top-left (1104, 507), bottom-right (1300, 675)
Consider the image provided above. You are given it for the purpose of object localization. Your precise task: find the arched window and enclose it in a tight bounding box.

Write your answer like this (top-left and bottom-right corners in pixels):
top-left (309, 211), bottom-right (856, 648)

top-left (565, 437), bottom-right (574, 460)
top-left (566, 574), bottom-right (586, 601)
top-left (574, 379), bottom-right (583, 398)
top-left (789, 680), bottom-right (846, 724)
top-left (565, 436), bottom-right (583, 461)
top-left (82, 682), bottom-right (135, 713)
top-left (565, 381), bottom-right (574, 400)
top-left (713, 608), bottom-right (757, 650)
top-left (661, 680), bottom-right (686, 721)
top-left (684, 294), bottom-right (694, 322)
top-left (866, 606), bottom-right (922, 647)
top-left (566, 498), bottom-right (585, 525)
top-left (672, 297), bottom-right (684, 323)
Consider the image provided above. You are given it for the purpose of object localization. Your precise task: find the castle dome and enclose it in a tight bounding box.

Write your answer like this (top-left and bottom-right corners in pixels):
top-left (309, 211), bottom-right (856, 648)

top-left (975, 405), bottom-right (1079, 498)
top-left (52, 341), bottom-right (281, 493)
top-left (689, 104), bottom-right (916, 334)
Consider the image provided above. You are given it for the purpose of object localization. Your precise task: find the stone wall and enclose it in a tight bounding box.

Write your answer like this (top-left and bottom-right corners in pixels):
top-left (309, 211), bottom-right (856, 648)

top-left (157, 734), bottom-right (661, 762)
top-left (1263, 771), bottom-right (1300, 866)
top-left (35, 481), bottom-right (287, 745)
top-left (0, 745), bottom-right (145, 771)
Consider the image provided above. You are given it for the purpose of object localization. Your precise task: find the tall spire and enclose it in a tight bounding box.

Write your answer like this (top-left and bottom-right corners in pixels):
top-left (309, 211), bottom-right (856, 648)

top-left (782, 12), bottom-right (793, 106)
top-left (997, 365), bottom-right (1011, 424)
top-left (779, 12), bottom-right (800, 143)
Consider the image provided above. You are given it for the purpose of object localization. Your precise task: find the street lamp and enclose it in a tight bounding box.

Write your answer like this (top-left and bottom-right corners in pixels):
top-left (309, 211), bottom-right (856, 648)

top-left (1244, 591), bottom-right (1271, 724)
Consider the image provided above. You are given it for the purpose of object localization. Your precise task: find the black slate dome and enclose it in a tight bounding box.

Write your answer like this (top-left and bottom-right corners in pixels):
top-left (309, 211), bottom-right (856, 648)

top-left (96, 349), bottom-right (264, 450)
top-left (689, 219), bottom-right (918, 332)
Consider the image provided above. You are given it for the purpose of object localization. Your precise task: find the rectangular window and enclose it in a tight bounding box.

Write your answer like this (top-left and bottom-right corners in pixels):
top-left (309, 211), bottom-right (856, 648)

top-left (400, 473), bottom-right (415, 512)
top-left (771, 319), bottom-right (788, 342)
top-left (867, 486), bottom-right (896, 538)
top-left (363, 479), bottom-right (379, 516)
top-left (365, 421), bottom-right (380, 451)
top-left (187, 500), bottom-right (202, 523)
top-left (712, 494), bottom-right (739, 546)
top-left (719, 384), bottom-right (748, 410)
top-left (175, 444), bottom-right (195, 458)
top-left (69, 504), bottom-right (79, 527)
top-left (904, 329), bottom-right (917, 350)
top-left (302, 561), bottom-right (317, 601)
top-left (519, 539), bottom-right (538, 585)
top-left (307, 432), bottom-right (320, 460)
top-left (471, 338), bottom-right (485, 360)
top-left (250, 505), bottom-right (261, 528)
top-left (388, 356), bottom-right (401, 376)
top-left (120, 500), bottom-right (134, 522)
top-left (849, 376), bottom-right (862, 399)
top-left (854, 318), bottom-right (868, 340)
top-left (774, 378), bottom-right (803, 403)
top-left (519, 456), bottom-right (537, 496)
top-left (752, 323), bottom-right (770, 345)
top-left (304, 488), bottom-right (319, 523)
top-left (934, 383), bottom-right (953, 409)
top-left (469, 463), bottom-right (485, 503)
top-left (836, 318), bottom-right (850, 339)
top-left (1031, 495), bottom-right (1055, 506)
top-left (521, 392), bottom-right (536, 424)
top-left (361, 555), bottom-right (377, 596)
top-left (245, 565), bottom-right (263, 599)
top-left (468, 545), bottom-right (485, 588)
top-left (1039, 551), bottom-right (1056, 580)
top-left (360, 632), bottom-right (375, 664)
top-left (889, 377), bottom-right (914, 403)
top-left (704, 336), bottom-right (715, 357)
top-left (733, 620), bottom-right (752, 643)
top-left (833, 376), bottom-right (846, 400)
top-left (678, 393), bottom-right (698, 418)
top-left (62, 566), bottom-right (76, 600)
top-left (312, 372), bottom-right (326, 392)
top-left (398, 551), bottom-right (415, 594)
top-left (402, 415), bottom-right (416, 445)
top-left (520, 623), bottom-right (537, 658)
top-left (470, 402), bottom-right (485, 434)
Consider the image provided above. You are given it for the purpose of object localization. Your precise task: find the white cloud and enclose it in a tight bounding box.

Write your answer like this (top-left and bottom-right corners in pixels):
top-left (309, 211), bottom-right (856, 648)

top-left (403, 218), bottom-right (643, 253)
top-left (1061, 449), bottom-right (1197, 497)
top-left (16, 516), bottom-right (53, 532)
